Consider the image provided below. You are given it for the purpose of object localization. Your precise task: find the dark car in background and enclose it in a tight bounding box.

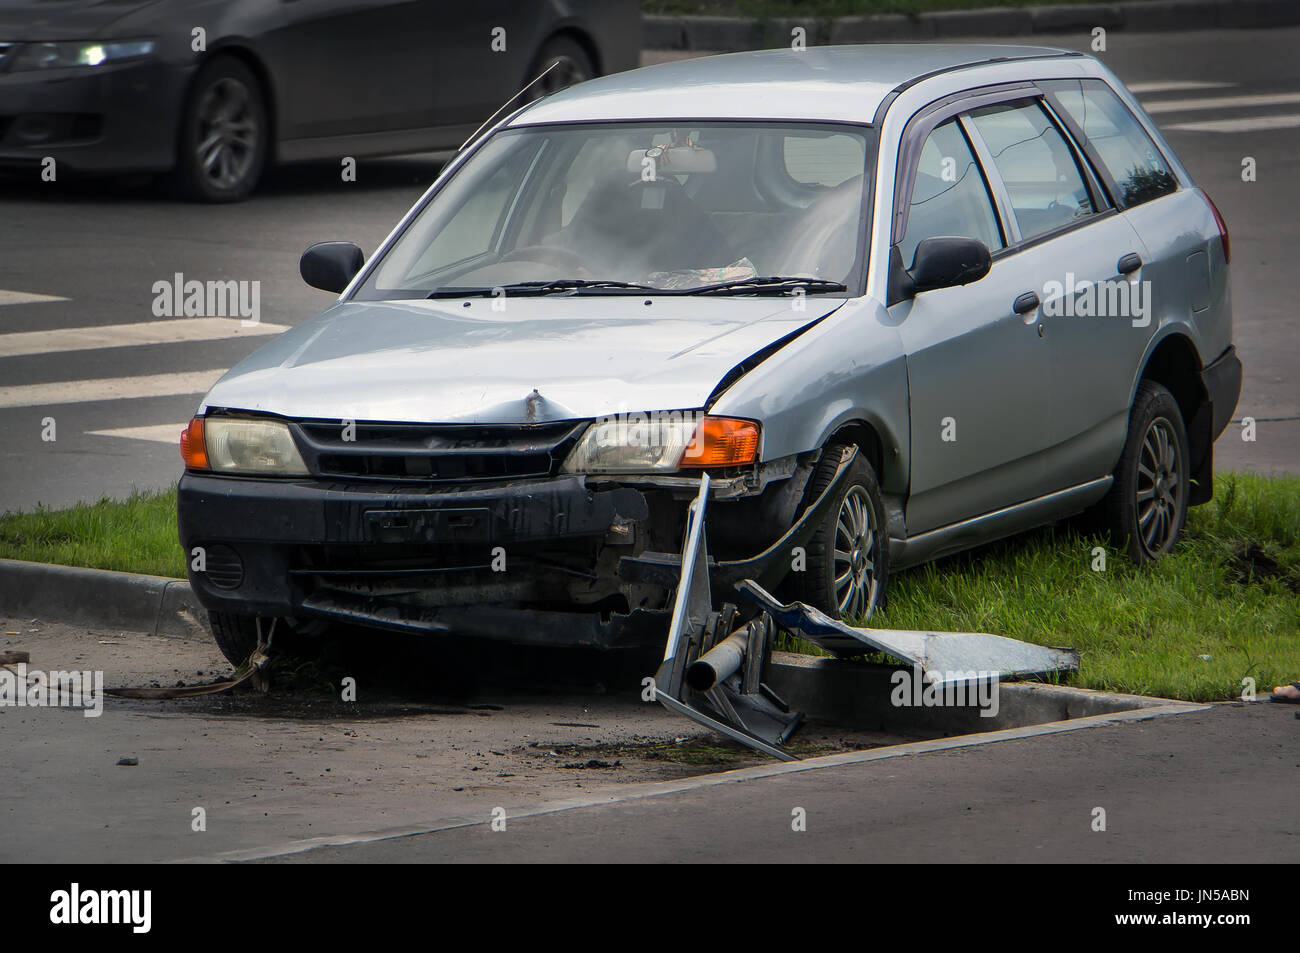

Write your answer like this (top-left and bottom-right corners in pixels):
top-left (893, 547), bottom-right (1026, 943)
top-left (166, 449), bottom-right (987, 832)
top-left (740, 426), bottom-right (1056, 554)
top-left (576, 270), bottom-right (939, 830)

top-left (0, 0), bottom-right (639, 200)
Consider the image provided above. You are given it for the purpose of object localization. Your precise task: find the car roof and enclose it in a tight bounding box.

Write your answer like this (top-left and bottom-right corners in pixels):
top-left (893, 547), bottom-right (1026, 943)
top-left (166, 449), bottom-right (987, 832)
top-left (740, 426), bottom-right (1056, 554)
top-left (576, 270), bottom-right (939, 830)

top-left (509, 44), bottom-right (1079, 127)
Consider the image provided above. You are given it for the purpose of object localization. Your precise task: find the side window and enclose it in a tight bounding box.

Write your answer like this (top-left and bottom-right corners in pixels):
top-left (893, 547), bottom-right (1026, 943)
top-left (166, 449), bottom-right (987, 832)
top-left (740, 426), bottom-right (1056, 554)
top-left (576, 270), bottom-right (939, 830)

top-left (415, 142), bottom-right (539, 273)
top-left (897, 119), bottom-right (1003, 268)
top-left (1043, 79), bottom-right (1178, 207)
top-left (968, 100), bottom-right (1095, 242)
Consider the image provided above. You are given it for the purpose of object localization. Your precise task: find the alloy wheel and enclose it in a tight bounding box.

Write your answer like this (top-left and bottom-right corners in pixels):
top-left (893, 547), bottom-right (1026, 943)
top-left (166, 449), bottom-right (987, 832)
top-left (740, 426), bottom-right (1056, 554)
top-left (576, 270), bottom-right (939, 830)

top-left (1135, 416), bottom-right (1183, 556)
top-left (833, 484), bottom-right (879, 619)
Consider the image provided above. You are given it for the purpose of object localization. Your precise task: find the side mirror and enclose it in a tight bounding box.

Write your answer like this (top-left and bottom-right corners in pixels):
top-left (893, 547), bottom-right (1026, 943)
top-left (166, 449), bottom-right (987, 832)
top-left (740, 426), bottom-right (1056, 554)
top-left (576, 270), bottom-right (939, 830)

top-left (300, 241), bottom-right (364, 293)
top-left (907, 236), bottom-right (992, 293)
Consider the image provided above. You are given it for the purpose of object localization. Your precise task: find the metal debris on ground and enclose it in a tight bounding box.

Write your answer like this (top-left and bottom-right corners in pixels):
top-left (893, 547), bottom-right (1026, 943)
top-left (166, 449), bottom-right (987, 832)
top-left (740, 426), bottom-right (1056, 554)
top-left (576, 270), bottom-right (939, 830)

top-left (652, 461), bottom-right (1081, 761)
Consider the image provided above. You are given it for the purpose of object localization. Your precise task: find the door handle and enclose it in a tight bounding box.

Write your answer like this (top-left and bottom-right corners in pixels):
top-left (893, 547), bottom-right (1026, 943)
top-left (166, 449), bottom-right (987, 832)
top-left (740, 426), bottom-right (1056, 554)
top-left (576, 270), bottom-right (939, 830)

top-left (1013, 291), bottom-right (1040, 315)
top-left (1117, 252), bottom-right (1143, 275)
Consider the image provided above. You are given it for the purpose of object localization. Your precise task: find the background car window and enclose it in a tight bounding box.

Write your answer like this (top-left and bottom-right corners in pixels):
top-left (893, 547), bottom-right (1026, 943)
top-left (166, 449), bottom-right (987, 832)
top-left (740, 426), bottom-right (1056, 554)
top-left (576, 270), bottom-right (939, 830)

top-left (897, 119), bottom-right (1003, 268)
top-left (783, 132), bottom-right (866, 187)
top-left (968, 101), bottom-right (1095, 241)
top-left (1043, 79), bottom-right (1178, 207)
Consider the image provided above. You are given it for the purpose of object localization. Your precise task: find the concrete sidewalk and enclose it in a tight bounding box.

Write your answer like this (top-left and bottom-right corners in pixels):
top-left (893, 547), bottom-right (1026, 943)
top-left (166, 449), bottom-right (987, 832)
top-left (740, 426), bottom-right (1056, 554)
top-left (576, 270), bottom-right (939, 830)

top-left (266, 701), bottom-right (1297, 863)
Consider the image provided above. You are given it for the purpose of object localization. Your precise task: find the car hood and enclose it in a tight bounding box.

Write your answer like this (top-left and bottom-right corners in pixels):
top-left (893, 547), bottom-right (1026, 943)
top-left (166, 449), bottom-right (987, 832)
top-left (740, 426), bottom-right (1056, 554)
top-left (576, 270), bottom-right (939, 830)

top-left (0, 0), bottom-right (161, 38)
top-left (200, 296), bottom-right (844, 424)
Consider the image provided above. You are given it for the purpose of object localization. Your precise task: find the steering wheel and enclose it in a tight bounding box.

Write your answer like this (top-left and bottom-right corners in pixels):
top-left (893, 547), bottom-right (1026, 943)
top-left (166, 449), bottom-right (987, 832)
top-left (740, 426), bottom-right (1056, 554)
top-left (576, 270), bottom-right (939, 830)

top-left (498, 244), bottom-right (593, 277)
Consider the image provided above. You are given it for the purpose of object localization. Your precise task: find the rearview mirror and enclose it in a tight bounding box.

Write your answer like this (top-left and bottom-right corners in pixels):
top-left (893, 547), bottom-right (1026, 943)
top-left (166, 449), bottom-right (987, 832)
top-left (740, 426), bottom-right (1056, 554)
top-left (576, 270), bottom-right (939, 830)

top-left (908, 236), bottom-right (992, 293)
top-left (300, 241), bottom-right (364, 294)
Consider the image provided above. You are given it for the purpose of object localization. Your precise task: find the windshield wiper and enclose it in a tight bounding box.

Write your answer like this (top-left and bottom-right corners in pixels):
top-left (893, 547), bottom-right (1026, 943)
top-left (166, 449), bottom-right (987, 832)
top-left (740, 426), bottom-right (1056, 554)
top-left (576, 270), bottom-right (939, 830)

top-left (683, 276), bottom-right (848, 296)
top-left (428, 279), bottom-right (656, 299)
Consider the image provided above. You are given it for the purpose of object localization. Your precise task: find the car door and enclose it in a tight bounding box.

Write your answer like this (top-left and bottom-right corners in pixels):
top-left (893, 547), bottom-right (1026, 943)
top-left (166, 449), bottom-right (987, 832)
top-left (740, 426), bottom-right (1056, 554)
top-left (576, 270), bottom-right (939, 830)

top-left (964, 96), bottom-right (1152, 492)
top-left (890, 114), bottom-right (1053, 535)
top-left (265, 0), bottom-right (436, 141)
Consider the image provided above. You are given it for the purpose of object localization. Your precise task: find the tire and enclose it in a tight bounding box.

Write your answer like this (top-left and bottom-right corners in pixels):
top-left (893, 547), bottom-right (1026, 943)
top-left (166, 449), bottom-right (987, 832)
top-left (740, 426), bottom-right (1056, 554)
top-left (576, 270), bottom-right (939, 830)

top-left (526, 36), bottom-right (595, 101)
top-left (207, 611), bottom-right (262, 667)
top-left (1099, 380), bottom-right (1190, 563)
top-left (172, 56), bottom-right (268, 202)
top-left (794, 445), bottom-right (890, 623)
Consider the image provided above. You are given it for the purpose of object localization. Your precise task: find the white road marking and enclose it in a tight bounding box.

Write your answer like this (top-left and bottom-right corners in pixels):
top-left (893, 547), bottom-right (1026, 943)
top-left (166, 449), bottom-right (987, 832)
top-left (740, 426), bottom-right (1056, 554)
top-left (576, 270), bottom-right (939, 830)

top-left (1127, 80), bottom-right (1234, 94)
top-left (1143, 91), bottom-right (1300, 114)
top-left (87, 423), bottom-right (189, 444)
top-left (0, 369), bottom-right (226, 409)
top-left (0, 289), bottom-right (69, 306)
top-left (1165, 113), bottom-right (1300, 133)
top-left (0, 317), bottom-right (288, 358)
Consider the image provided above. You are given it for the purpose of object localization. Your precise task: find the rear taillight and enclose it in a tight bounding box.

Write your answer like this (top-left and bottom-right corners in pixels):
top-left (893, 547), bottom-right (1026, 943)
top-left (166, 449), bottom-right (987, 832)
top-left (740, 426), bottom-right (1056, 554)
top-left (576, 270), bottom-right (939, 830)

top-left (1205, 193), bottom-right (1230, 264)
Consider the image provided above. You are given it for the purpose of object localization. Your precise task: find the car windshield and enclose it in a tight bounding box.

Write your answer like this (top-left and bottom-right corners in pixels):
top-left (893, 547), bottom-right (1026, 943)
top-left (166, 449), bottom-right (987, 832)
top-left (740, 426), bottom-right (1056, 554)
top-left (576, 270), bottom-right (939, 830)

top-left (356, 121), bottom-right (876, 298)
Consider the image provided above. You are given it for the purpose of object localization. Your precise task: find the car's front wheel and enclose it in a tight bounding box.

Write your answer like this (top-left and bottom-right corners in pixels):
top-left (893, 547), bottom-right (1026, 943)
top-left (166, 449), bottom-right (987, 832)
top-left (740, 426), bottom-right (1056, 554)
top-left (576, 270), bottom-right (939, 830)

top-left (173, 56), bottom-right (268, 202)
top-left (795, 444), bottom-right (890, 623)
top-left (1100, 380), bottom-right (1191, 562)
top-left (207, 611), bottom-right (319, 667)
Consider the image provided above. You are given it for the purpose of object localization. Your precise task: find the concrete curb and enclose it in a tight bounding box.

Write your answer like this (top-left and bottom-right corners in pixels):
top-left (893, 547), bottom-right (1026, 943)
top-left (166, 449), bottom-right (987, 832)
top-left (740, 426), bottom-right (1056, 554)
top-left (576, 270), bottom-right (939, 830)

top-left (0, 558), bottom-right (204, 640)
top-left (643, 0), bottom-right (1300, 50)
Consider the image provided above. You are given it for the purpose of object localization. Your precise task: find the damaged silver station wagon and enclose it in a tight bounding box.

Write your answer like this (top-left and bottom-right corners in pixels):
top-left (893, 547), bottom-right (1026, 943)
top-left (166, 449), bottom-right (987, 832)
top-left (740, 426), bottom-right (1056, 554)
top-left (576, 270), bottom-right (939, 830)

top-left (178, 45), bottom-right (1241, 667)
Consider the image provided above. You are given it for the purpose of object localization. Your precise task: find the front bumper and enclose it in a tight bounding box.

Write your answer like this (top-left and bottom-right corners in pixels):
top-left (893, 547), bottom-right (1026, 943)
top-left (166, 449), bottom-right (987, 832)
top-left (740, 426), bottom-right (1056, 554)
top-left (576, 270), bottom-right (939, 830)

top-left (0, 57), bottom-right (190, 173)
top-left (178, 471), bottom-right (671, 648)
top-left (178, 457), bottom-right (830, 649)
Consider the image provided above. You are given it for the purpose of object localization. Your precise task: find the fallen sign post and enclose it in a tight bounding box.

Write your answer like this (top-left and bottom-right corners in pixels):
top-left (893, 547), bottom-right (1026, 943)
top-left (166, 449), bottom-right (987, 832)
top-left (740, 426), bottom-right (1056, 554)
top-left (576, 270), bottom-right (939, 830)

top-left (652, 462), bottom-right (1081, 760)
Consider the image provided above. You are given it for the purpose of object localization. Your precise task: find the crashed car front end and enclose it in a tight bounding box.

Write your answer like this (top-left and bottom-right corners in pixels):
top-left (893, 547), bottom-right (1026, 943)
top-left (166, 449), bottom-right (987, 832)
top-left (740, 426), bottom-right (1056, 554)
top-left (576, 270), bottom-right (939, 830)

top-left (177, 411), bottom-right (833, 649)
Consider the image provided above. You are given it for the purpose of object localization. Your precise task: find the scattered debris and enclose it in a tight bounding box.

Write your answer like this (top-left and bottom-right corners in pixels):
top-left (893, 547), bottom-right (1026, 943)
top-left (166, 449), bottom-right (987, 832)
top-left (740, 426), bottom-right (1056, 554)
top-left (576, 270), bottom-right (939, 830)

top-left (116, 757), bottom-right (138, 767)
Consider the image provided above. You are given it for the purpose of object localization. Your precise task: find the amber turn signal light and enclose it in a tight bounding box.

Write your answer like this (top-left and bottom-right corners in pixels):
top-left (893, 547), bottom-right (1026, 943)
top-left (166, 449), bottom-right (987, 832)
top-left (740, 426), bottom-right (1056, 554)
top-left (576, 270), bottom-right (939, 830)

top-left (678, 416), bottom-right (760, 468)
top-left (180, 417), bottom-right (208, 470)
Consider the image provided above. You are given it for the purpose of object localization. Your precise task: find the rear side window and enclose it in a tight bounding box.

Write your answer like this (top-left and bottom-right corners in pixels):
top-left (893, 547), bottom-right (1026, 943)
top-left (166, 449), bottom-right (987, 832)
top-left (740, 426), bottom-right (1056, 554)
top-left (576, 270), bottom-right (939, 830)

top-left (968, 100), bottom-right (1096, 242)
top-left (897, 119), bottom-right (1003, 268)
top-left (1043, 79), bottom-right (1178, 207)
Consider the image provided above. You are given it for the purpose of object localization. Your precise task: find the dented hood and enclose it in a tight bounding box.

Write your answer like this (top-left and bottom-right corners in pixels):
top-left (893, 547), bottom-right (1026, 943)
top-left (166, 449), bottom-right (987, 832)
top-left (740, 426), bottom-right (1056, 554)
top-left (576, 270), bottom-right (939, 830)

top-left (200, 296), bottom-right (843, 423)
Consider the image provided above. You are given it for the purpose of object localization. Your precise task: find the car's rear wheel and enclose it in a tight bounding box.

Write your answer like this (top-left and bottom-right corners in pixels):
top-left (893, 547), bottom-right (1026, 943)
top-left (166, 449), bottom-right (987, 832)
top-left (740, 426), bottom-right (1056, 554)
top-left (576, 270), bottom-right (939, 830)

top-left (1099, 380), bottom-right (1190, 563)
top-left (795, 445), bottom-right (889, 623)
top-left (173, 56), bottom-right (268, 202)
top-left (526, 36), bottom-right (594, 100)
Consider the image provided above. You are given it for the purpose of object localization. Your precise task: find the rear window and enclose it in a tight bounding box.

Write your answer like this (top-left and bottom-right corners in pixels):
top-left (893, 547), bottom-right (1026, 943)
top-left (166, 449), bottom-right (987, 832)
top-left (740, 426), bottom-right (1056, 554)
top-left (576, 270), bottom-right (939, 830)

top-left (1043, 79), bottom-right (1178, 208)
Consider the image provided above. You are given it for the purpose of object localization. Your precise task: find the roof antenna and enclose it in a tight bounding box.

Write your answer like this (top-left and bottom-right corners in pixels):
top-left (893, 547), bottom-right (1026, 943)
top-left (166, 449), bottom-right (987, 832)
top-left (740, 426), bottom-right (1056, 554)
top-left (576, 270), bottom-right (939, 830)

top-left (458, 60), bottom-right (561, 153)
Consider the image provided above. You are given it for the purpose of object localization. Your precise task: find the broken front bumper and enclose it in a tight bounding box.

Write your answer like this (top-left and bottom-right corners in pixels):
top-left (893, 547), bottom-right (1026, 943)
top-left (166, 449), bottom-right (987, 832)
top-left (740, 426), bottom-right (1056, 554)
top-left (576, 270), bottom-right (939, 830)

top-left (177, 468), bottom-right (815, 649)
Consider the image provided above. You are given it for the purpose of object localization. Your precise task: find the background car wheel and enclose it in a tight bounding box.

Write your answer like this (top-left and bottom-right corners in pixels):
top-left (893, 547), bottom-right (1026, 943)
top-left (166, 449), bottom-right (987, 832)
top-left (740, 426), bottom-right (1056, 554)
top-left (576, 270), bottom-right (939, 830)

top-left (1100, 380), bottom-right (1190, 563)
top-left (173, 56), bottom-right (268, 202)
top-left (526, 35), bottom-right (594, 100)
top-left (795, 444), bottom-right (890, 623)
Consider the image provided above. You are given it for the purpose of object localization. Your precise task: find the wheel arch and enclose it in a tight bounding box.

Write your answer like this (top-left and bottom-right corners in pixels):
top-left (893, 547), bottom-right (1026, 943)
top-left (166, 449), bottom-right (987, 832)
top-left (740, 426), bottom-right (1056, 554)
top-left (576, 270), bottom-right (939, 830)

top-left (177, 43), bottom-right (278, 167)
top-left (1136, 330), bottom-right (1213, 504)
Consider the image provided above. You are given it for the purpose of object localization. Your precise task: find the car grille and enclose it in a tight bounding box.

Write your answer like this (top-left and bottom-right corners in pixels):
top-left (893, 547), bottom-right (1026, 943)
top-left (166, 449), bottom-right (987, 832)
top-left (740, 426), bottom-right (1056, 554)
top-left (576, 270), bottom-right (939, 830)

top-left (291, 419), bottom-right (587, 483)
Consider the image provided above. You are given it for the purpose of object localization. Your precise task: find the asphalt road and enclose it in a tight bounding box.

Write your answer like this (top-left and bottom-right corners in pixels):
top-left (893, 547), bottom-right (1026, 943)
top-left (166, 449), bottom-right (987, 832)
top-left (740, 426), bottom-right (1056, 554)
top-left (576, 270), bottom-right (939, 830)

top-left (2, 27), bottom-right (1298, 513)
top-left (4, 616), bottom-right (1294, 864)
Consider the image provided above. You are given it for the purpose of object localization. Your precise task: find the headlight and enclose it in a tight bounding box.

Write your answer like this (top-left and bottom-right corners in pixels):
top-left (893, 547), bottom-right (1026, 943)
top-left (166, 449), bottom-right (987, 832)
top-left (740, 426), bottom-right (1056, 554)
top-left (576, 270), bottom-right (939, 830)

top-left (183, 417), bottom-right (309, 476)
top-left (10, 39), bottom-right (156, 71)
top-left (561, 413), bottom-right (759, 474)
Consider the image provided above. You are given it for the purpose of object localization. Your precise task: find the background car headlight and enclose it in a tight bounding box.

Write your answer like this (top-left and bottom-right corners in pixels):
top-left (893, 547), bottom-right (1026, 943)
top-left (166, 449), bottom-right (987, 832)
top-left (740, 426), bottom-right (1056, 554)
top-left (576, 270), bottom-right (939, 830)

top-left (10, 39), bottom-right (156, 71)
top-left (561, 414), bottom-right (759, 474)
top-left (183, 417), bottom-right (309, 476)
